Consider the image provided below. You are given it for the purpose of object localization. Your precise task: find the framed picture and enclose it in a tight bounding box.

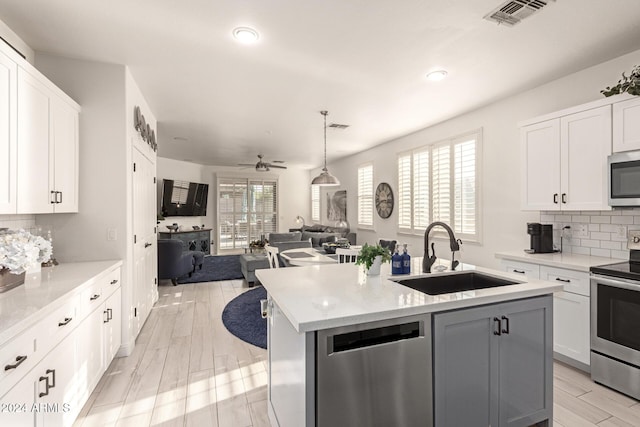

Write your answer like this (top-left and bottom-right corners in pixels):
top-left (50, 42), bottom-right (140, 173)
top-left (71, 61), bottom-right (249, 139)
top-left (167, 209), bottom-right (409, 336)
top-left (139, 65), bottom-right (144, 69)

top-left (326, 190), bottom-right (347, 222)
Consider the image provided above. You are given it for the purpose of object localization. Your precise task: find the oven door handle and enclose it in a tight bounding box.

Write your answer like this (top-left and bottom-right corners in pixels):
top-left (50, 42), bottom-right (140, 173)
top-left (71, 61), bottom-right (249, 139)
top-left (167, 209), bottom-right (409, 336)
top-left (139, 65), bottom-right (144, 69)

top-left (591, 274), bottom-right (640, 291)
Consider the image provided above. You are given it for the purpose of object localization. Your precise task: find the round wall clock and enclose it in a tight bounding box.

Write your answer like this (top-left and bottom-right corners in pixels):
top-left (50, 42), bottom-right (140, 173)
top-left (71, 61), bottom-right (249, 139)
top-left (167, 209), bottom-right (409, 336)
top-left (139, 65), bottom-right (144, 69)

top-left (375, 182), bottom-right (394, 219)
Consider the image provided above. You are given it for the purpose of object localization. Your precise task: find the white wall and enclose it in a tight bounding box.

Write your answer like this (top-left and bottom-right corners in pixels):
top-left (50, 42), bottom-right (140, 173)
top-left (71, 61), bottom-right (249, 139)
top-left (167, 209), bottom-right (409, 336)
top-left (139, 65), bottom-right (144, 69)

top-left (156, 157), bottom-right (311, 253)
top-left (313, 48), bottom-right (640, 270)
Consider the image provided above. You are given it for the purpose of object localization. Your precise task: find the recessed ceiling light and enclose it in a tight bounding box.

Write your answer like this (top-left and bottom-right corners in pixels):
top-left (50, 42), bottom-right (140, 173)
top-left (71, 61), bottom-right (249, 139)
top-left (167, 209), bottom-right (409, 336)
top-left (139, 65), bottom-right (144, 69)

top-left (233, 27), bottom-right (259, 44)
top-left (426, 70), bottom-right (448, 81)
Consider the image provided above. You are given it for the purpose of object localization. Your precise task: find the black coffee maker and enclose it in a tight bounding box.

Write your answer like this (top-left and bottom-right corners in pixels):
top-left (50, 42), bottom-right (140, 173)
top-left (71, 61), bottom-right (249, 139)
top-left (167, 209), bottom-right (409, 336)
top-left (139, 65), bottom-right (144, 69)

top-left (526, 223), bottom-right (554, 253)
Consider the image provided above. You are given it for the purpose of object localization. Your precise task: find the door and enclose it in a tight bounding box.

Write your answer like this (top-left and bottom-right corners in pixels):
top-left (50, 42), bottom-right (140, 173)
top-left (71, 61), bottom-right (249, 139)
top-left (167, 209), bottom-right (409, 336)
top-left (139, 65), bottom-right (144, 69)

top-left (17, 67), bottom-right (53, 214)
top-left (433, 304), bottom-right (499, 427)
top-left (498, 297), bottom-right (553, 427)
top-left (50, 97), bottom-right (78, 213)
top-left (561, 105), bottom-right (611, 210)
top-left (132, 147), bottom-right (157, 337)
top-left (521, 119), bottom-right (560, 210)
top-left (553, 291), bottom-right (590, 365)
top-left (0, 50), bottom-right (17, 214)
top-left (613, 97), bottom-right (640, 153)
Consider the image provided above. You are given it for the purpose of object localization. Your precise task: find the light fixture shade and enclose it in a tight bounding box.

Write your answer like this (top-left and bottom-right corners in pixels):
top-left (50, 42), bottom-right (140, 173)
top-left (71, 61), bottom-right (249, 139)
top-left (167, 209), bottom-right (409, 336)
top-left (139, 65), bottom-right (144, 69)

top-left (312, 170), bottom-right (340, 186)
top-left (311, 110), bottom-right (341, 186)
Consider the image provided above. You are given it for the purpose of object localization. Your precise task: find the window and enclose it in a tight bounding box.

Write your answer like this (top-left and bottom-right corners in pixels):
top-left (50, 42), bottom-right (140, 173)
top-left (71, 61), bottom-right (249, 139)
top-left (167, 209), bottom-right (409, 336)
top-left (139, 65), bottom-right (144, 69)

top-left (358, 163), bottom-right (373, 227)
top-left (218, 178), bottom-right (278, 250)
top-left (311, 185), bottom-right (320, 222)
top-left (397, 130), bottom-right (481, 241)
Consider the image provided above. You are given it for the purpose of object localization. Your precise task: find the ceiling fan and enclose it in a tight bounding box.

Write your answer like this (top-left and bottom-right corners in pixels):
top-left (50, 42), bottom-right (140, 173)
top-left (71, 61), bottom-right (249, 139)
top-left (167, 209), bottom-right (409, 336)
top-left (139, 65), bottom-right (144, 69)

top-left (238, 154), bottom-right (287, 172)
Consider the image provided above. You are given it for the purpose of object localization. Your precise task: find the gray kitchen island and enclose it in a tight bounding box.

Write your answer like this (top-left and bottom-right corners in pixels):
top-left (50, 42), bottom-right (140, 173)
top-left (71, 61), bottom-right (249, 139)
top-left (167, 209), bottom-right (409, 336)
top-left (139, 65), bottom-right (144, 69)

top-left (256, 258), bottom-right (561, 427)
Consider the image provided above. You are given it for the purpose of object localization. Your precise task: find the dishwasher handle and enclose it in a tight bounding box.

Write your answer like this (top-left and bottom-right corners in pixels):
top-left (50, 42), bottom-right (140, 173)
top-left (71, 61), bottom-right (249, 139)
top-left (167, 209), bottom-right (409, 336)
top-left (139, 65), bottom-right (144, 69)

top-left (328, 321), bottom-right (422, 354)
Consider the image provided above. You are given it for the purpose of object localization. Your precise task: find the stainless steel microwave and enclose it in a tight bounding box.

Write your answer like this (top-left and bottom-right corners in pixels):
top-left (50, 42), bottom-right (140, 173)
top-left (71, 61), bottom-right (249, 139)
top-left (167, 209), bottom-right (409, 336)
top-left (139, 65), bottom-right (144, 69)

top-left (609, 151), bottom-right (640, 206)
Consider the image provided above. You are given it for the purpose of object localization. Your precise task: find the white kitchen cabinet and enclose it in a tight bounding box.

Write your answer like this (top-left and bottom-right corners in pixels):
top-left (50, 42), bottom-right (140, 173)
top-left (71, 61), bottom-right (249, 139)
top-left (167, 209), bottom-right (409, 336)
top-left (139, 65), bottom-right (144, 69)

top-left (0, 49), bottom-right (17, 214)
top-left (521, 105), bottom-right (611, 211)
top-left (16, 66), bottom-right (79, 214)
top-left (0, 263), bottom-right (122, 427)
top-left (540, 265), bottom-right (591, 367)
top-left (501, 259), bottom-right (540, 279)
top-left (613, 96), bottom-right (640, 152)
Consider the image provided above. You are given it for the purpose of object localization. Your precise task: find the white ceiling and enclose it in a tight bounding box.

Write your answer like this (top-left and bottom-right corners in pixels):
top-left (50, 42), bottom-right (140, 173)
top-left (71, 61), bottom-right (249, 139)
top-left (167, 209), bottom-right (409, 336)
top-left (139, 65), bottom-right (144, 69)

top-left (1, 0), bottom-right (640, 170)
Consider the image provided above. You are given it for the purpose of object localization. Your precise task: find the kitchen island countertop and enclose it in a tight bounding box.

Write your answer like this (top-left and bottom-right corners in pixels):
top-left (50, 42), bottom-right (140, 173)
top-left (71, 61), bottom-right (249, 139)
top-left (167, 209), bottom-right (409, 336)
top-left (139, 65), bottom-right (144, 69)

top-left (256, 257), bottom-right (562, 333)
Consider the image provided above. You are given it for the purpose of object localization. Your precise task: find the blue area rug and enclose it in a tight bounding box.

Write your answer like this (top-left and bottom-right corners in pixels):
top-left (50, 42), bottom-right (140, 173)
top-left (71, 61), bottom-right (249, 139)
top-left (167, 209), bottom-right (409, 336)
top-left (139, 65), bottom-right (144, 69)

top-left (222, 286), bottom-right (267, 349)
top-left (178, 255), bottom-right (243, 284)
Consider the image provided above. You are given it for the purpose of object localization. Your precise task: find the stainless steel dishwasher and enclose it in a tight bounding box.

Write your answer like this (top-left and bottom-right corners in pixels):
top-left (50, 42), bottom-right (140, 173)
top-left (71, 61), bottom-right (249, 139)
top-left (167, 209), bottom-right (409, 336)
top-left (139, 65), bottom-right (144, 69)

top-left (316, 314), bottom-right (433, 427)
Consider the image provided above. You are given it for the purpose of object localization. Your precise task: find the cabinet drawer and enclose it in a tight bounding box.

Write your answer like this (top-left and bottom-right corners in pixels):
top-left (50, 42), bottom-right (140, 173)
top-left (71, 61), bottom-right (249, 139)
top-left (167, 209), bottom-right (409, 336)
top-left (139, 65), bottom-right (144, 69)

top-left (104, 267), bottom-right (121, 296)
top-left (78, 280), bottom-right (104, 320)
top-left (37, 294), bottom-right (79, 357)
top-left (0, 325), bottom-right (37, 396)
top-left (501, 260), bottom-right (540, 279)
top-left (540, 266), bottom-right (589, 296)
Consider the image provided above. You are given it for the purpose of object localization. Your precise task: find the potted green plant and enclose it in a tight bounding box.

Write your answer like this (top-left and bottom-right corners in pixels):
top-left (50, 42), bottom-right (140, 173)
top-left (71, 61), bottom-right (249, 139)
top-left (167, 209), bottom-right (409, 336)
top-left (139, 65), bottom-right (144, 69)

top-left (601, 65), bottom-right (640, 97)
top-left (355, 243), bottom-right (392, 276)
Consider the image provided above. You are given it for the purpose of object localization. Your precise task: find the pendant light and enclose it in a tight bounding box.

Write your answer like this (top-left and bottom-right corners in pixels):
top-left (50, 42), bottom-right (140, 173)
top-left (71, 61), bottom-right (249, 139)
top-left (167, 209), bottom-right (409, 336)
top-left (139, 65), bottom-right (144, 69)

top-left (311, 110), bottom-right (340, 186)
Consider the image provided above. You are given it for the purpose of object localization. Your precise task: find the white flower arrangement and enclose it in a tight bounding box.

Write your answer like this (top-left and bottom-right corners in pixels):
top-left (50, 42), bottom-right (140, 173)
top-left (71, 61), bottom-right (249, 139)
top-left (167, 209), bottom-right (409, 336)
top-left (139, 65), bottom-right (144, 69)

top-left (0, 229), bottom-right (53, 274)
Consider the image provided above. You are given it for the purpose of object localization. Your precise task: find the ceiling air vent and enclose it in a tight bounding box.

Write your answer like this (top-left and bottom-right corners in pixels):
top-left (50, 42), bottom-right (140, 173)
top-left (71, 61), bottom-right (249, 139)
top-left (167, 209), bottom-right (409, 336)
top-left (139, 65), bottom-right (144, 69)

top-left (484, 0), bottom-right (554, 26)
top-left (328, 123), bottom-right (350, 129)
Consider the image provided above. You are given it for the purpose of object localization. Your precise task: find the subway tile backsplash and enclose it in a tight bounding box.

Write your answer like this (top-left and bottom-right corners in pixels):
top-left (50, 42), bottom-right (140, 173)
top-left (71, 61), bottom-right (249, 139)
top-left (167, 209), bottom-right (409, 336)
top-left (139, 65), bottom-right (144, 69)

top-left (0, 214), bottom-right (36, 230)
top-left (541, 209), bottom-right (640, 259)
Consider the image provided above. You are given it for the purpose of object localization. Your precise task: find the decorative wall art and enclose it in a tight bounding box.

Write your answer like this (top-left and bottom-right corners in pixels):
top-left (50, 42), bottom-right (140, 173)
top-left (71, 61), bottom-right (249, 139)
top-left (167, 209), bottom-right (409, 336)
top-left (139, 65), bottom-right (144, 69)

top-left (134, 105), bottom-right (157, 152)
top-left (327, 190), bottom-right (347, 222)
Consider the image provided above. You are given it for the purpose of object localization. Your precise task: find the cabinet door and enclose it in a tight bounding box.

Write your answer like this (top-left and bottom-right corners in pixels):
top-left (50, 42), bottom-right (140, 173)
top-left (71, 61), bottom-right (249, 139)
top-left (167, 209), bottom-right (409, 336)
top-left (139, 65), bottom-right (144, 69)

top-left (50, 97), bottom-right (78, 213)
top-left (75, 305), bottom-right (104, 401)
top-left (17, 68), bottom-right (53, 214)
top-left (613, 97), bottom-right (640, 153)
top-left (561, 105), bottom-right (612, 211)
top-left (0, 50), bottom-right (17, 214)
top-left (498, 296), bottom-right (553, 427)
top-left (36, 330), bottom-right (79, 427)
top-left (433, 304), bottom-right (499, 427)
top-left (104, 287), bottom-right (122, 362)
top-left (553, 291), bottom-right (590, 366)
top-left (501, 260), bottom-right (540, 279)
top-left (521, 119), bottom-right (561, 210)
top-left (0, 372), bottom-right (36, 427)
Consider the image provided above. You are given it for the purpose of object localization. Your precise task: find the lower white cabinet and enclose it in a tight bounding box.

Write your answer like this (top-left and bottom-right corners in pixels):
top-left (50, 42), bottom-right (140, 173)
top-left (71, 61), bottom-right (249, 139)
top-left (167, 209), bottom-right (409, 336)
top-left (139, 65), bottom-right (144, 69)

top-left (0, 265), bottom-right (122, 427)
top-left (500, 259), bottom-right (591, 368)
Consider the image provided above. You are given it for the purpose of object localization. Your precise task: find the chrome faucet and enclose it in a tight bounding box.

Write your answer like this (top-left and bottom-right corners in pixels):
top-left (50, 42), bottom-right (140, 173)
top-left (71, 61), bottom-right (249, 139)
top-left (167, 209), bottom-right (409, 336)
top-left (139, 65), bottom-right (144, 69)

top-left (423, 222), bottom-right (462, 273)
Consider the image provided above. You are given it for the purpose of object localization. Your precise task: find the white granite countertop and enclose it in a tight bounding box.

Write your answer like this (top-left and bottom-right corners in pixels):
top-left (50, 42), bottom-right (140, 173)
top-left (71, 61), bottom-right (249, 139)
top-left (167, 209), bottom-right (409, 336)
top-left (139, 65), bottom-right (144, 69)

top-left (256, 257), bottom-right (562, 333)
top-left (0, 260), bottom-right (122, 345)
top-left (495, 251), bottom-right (620, 272)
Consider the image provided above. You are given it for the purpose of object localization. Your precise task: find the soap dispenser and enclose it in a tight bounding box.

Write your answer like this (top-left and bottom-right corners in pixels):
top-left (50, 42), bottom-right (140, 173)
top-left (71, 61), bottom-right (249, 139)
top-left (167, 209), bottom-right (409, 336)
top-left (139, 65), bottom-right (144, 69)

top-left (401, 243), bottom-right (411, 275)
top-left (391, 244), bottom-right (403, 275)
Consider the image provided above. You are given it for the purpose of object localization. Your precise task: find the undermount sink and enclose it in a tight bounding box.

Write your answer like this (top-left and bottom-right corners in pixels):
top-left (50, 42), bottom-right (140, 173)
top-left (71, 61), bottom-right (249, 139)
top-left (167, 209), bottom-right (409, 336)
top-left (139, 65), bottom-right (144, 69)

top-left (396, 271), bottom-right (521, 295)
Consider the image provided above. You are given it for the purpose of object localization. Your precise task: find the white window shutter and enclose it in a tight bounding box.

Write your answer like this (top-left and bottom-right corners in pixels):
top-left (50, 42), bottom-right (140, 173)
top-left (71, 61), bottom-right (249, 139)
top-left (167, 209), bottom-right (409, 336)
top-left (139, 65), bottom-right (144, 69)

top-left (454, 138), bottom-right (477, 236)
top-left (431, 144), bottom-right (450, 225)
top-left (358, 164), bottom-right (373, 226)
top-left (311, 185), bottom-right (320, 222)
top-left (397, 154), bottom-right (412, 228)
top-left (413, 149), bottom-right (430, 229)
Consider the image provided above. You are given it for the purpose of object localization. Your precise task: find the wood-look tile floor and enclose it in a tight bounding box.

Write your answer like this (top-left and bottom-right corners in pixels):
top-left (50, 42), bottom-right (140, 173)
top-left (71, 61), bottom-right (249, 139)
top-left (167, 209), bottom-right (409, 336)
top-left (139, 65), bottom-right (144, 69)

top-left (72, 279), bottom-right (640, 427)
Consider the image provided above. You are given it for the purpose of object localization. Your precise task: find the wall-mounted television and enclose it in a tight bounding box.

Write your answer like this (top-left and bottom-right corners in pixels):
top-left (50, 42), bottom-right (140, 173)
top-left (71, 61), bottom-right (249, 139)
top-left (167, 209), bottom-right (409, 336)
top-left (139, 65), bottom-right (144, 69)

top-left (160, 179), bottom-right (209, 217)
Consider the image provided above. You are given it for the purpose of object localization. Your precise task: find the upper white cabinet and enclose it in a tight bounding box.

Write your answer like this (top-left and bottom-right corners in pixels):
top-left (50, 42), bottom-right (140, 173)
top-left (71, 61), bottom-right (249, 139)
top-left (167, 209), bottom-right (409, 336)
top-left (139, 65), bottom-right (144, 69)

top-left (613, 96), bottom-right (640, 153)
top-left (0, 50), bottom-right (17, 214)
top-left (16, 67), bottom-right (79, 213)
top-left (521, 105), bottom-right (611, 211)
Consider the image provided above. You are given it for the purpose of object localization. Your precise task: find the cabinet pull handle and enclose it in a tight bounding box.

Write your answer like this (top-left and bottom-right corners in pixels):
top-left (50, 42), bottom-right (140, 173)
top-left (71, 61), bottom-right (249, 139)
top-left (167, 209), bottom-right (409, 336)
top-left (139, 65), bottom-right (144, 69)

top-left (4, 355), bottom-right (27, 371)
top-left (107, 308), bottom-right (113, 321)
top-left (47, 369), bottom-right (56, 389)
top-left (553, 193), bottom-right (558, 204)
top-left (145, 242), bottom-right (152, 248)
top-left (38, 375), bottom-right (50, 397)
top-left (562, 193), bottom-right (567, 204)
top-left (104, 310), bottom-right (109, 324)
top-left (501, 316), bottom-right (510, 334)
top-left (513, 269), bottom-right (525, 274)
top-left (90, 294), bottom-right (101, 301)
top-left (493, 317), bottom-right (502, 335)
top-left (50, 191), bottom-right (57, 204)
top-left (555, 277), bottom-right (571, 283)
top-left (56, 191), bottom-right (62, 204)
top-left (110, 279), bottom-right (118, 285)
top-left (58, 317), bottom-right (72, 327)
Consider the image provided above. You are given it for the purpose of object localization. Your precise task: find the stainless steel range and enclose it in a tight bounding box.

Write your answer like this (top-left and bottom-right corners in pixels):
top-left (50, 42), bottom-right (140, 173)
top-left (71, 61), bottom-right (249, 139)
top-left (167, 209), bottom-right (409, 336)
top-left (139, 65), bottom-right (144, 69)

top-left (590, 248), bottom-right (640, 399)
